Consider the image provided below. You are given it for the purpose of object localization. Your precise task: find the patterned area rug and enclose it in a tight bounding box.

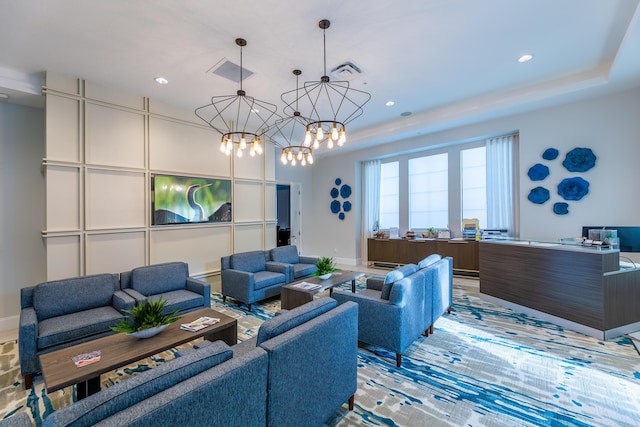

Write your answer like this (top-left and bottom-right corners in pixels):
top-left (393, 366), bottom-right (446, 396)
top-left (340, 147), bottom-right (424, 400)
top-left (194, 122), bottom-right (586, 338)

top-left (2, 278), bottom-right (640, 426)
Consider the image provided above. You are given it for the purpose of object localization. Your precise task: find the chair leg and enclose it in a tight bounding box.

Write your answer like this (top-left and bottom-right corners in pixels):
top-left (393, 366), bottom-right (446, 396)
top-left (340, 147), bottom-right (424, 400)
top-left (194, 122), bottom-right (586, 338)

top-left (447, 306), bottom-right (451, 314)
top-left (348, 395), bottom-right (355, 410)
top-left (424, 328), bottom-right (429, 337)
top-left (222, 295), bottom-right (226, 302)
top-left (396, 353), bottom-right (402, 367)
top-left (24, 374), bottom-right (33, 390)
top-left (430, 324), bottom-right (434, 334)
top-left (247, 303), bottom-right (252, 312)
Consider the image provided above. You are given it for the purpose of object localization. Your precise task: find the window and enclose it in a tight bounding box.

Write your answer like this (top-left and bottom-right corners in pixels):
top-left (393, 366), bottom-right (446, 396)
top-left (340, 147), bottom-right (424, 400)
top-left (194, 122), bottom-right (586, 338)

top-left (409, 153), bottom-right (448, 229)
top-left (461, 146), bottom-right (486, 227)
top-left (379, 161), bottom-right (399, 229)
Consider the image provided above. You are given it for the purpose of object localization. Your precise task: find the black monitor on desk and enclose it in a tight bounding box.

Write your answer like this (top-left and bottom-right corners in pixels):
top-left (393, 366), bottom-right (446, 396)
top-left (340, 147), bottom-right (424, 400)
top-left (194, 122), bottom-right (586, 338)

top-left (582, 226), bottom-right (640, 252)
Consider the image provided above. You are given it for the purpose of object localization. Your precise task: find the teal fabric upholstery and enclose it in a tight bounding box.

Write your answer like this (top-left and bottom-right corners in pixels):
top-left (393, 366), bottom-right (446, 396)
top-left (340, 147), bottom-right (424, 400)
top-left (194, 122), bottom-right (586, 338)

top-left (221, 250), bottom-right (291, 310)
top-left (269, 245), bottom-right (318, 280)
top-left (19, 274), bottom-right (135, 386)
top-left (120, 262), bottom-right (210, 315)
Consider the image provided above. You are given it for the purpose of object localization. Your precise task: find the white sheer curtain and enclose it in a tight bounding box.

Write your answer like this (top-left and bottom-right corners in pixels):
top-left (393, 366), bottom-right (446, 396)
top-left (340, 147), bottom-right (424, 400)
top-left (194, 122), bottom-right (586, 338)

top-left (486, 134), bottom-right (517, 235)
top-left (361, 159), bottom-right (381, 262)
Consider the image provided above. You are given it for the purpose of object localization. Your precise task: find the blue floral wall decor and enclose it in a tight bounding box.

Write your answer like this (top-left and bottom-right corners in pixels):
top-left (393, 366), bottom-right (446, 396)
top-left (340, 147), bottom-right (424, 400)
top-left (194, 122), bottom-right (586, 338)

top-left (527, 147), bottom-right (596, 214)
top-left (542, 148), bottom-right (559, 161)
top-left (553, 202), bottom-right (569, 215)
top-left (330, 178), bottom-right (352, 220)
top-left (557, 177), bottom-right (589, 200)
top-left (562, 147), bottom-right (596, 172)
top-left (528, 187), bottom-right (550, 204)
top-left (527, 164), bottom-right (550, 181)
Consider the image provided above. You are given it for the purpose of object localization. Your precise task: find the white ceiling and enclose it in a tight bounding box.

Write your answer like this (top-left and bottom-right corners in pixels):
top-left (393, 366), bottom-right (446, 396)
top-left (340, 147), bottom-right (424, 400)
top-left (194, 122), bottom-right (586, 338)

top-left (1, 0), bottom-right (639, 154)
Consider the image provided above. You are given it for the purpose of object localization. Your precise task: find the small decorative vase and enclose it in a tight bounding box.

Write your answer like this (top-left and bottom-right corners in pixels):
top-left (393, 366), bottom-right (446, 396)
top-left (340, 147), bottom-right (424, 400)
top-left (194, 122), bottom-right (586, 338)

top-left (318, 273), bottom-right (333, 280)
top-left (127, 324), bottom-right (168, 339)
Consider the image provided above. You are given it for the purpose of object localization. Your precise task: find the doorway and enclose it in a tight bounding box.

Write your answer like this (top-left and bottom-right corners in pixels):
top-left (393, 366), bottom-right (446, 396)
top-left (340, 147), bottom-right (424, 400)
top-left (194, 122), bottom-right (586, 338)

top-left (276, 183), bottom-right (301, 249)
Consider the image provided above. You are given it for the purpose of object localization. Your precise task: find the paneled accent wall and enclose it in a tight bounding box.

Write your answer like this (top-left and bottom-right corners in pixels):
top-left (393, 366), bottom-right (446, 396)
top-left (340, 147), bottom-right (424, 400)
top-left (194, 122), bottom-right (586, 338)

top-left (42, 72), bottom-right (276, 280)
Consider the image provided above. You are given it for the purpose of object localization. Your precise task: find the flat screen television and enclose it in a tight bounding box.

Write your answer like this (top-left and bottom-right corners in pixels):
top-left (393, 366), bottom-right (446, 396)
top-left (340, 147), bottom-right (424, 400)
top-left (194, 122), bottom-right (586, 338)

top-left (581, 226), bottom-right (640, 252)
top-left (151, 174), bottom-right (232, 225)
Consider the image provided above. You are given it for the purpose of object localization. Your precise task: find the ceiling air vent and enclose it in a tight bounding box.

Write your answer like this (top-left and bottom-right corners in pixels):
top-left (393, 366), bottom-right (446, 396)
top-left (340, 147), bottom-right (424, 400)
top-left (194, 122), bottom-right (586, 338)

top-left (329, 62), bottom-right (364, 81)
top-left (208, 59), bottom-right (254, 83)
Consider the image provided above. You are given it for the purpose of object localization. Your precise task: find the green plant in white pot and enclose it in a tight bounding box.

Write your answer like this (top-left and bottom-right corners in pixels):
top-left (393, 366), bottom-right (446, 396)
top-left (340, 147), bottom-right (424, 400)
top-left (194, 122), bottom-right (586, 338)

top-left (314, 256), bottom-right (338, 280)
top-left (111, 297), bottom-right (181, 339)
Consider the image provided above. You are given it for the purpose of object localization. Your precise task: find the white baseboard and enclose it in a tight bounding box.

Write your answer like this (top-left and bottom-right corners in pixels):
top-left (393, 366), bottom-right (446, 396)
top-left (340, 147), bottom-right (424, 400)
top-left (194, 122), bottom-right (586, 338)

top-left (0, 314), bottom-right (19, 333)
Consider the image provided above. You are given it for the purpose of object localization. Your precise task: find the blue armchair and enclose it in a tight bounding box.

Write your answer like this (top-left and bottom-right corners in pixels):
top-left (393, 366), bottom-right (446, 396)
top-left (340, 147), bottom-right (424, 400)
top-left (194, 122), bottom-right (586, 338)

top-left (120, 261), bottom-right (210, 315)
top-left (333, 265), bottom-right (425, 367)
top-left (269, 245), bottom-right (318, 281)
top-left (19, 273), bottom-right (135, 388)
top-left (221, 250), bottom-right (291, 311)
top-left (421, 256), bottom-right (453, 334)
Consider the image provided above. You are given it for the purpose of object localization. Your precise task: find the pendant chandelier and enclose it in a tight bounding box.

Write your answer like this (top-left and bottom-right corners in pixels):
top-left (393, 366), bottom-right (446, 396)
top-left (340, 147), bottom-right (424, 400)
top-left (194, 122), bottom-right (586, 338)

top-left (195, 38), bottom-right (278, 158)
top-left (267, 70), bottom-right (314, 167)
top-left (280, 19), bottom-right (371, 151)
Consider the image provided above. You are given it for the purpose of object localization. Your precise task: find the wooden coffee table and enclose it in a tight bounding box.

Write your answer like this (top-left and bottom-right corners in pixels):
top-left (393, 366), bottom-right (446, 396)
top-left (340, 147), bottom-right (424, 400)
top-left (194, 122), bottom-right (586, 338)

top-left (39, 308), bottom-right (237, 399)
top-left (280, 270), bottom-right (364, 310)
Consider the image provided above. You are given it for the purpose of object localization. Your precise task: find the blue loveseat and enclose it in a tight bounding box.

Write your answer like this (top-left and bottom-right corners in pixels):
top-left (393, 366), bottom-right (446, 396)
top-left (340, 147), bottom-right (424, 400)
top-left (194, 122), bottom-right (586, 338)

top-left (269, 245), bottom-right (318, 280)
top-left (221, 250), bottom-right (291, 311)
top-left (120, 261), bottom-right (210, 315)
top-left (18, 274), bottom-right (135, 389)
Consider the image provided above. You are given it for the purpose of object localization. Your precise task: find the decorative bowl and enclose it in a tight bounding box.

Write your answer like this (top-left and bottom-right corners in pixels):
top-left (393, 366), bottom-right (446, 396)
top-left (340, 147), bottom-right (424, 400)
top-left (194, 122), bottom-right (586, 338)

top-left (127, 324), bottom-right (168, 339)
top-left (318, 273), bottom-right (333, 280)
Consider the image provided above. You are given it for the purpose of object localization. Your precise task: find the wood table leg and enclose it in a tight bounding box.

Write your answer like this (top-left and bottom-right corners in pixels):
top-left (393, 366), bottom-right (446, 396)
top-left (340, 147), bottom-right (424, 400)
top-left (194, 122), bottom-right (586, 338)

top-left (76, 376), bottom-right (101, 400)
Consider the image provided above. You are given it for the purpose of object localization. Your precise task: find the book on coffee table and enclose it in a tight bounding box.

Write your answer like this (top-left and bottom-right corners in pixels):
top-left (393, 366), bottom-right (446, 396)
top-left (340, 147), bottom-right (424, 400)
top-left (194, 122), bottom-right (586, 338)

top-left (180, 316), bottom-right (220, 332)
top-left (72, 350), bottom-right (101, 367)
top-left (292, 282), bottom-right (322, 291)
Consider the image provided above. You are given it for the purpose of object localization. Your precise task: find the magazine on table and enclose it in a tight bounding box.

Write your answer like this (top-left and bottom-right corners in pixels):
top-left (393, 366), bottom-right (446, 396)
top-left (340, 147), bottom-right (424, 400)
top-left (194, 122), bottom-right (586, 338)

top-left (180, 316), bottom-right (220, 332)
top-left (72, 350), bottom-right (101, 367)
top-left (292, 282), bottom-right (322, 291)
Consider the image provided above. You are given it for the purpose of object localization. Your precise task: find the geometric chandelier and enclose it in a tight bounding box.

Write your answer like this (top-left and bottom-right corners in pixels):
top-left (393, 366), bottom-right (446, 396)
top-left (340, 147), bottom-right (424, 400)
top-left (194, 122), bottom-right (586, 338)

top-left (268, 69), bottom-right (315, 167)
top-left (195, 38), bottom-right (278, 158)
top-left (280, 19), bottom-right (371, 152)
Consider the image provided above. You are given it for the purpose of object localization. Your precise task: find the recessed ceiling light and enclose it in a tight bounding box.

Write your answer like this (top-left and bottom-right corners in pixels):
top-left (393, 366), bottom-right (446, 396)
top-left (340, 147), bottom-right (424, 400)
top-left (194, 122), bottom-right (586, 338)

top-left (385, 101), bottom-right (395, 107)
top-left (518, 54), bottom-right (533, 63)
top-left (154, 77), bottom-right (169, 85)
top-left (400, 111), bottom-right (412, 117)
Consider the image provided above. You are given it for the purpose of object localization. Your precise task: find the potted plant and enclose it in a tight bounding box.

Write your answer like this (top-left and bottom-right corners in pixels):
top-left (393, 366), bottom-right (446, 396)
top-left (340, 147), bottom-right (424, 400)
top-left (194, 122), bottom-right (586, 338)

top-left (314, 256), bottom-right (338, 280)
top-left (111, 297), bottom-right (181, 339)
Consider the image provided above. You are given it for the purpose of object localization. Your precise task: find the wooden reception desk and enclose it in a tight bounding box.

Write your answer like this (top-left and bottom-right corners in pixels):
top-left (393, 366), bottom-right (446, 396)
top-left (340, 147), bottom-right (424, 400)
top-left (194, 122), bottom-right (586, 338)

top-left (479, 240), bottom-right (640, 339)
top-left (367, 238), bottom-right (479, 275)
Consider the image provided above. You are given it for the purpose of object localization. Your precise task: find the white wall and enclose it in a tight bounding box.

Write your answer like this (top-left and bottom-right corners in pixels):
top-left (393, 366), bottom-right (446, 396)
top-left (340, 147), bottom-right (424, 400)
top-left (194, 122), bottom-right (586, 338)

top-left (0, 103), bottom-right (46, 329)
top-left (302, 87), bottom-right (640, 264)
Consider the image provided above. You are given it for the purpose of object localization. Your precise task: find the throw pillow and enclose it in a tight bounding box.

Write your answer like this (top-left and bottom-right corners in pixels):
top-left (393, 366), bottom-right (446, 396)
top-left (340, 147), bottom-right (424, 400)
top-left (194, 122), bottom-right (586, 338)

top-left (418, 254), bottom-right (442, 269)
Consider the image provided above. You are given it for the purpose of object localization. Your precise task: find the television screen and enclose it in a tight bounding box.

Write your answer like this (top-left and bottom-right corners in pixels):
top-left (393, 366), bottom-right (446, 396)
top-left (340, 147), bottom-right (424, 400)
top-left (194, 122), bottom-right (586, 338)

top-left (152, 174), bottom-right (232, 225)
top-left (581, 226), bottom-right (640, 252)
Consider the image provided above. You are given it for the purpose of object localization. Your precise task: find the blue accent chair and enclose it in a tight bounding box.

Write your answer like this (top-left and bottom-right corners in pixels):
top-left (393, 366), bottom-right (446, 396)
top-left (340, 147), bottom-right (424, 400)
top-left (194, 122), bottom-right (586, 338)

top-left (18, 273), bottom-right (135, 389)
top-left (221, 250), bottom-right (291, 311)
top-left (120, 261), bottom-right (210, 315)
top-left (269, 245), bottom-right (318, 280)
top-left (422, 256), bottom-right (453, 334)
top-left (233, 297), bottom-right (359, 426)
top-left (333, 264), bottom-right (425, 367)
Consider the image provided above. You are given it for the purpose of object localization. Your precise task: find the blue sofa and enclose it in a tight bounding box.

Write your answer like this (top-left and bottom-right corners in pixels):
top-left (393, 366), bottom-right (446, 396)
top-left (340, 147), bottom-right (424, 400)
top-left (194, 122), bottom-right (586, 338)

top-left (18, 273), bottom-right (135, 389)
top-left (221, 250), bottom-right (291, 311)
top-left (268, 245), bottom-right (318, 280)
top-left (15, 298), bottom-right (357, 427)
top-left (120, 262), bottom-right (210, 315)
top-left (40, 340), bottom-right (268, 427)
